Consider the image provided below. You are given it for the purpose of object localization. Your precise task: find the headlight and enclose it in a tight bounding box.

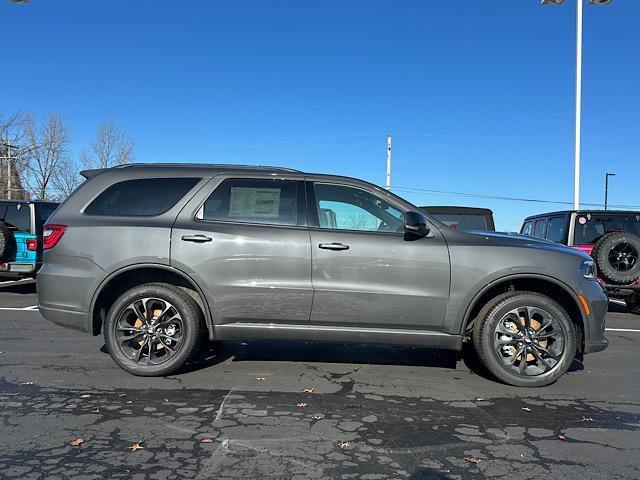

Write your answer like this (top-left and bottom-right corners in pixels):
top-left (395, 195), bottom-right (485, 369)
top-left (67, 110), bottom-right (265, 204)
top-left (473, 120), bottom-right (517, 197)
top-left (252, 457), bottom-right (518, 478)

top-left (580, 259), bottom-right (597, 280)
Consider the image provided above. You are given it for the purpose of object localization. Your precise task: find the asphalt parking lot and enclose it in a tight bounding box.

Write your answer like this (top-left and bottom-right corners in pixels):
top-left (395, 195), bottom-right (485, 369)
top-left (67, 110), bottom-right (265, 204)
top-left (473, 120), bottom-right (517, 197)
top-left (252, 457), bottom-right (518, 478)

top-left (0, 279), bottom-right (639, 480)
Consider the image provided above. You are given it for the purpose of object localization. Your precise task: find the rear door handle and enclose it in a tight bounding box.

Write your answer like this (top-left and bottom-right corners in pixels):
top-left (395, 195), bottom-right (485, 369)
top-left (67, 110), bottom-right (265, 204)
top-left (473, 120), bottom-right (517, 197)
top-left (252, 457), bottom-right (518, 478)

top-left (181, 234), bottom-right (212, 243)
top-left (319, 242), bottom-right (349, 251)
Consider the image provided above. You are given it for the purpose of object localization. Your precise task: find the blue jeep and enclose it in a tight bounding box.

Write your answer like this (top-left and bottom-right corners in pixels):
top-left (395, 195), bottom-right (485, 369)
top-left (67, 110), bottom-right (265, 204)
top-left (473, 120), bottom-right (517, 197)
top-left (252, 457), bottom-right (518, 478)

top-left (0, 200), bottom-right (59, 278)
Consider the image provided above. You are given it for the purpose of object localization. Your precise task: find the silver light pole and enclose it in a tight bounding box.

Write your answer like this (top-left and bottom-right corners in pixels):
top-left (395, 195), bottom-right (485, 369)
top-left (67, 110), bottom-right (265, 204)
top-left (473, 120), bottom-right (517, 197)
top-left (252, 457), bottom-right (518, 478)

top-left (541, 0), bottom-right (613, 210)
top-left (604, 172), bottom-right (616, 211)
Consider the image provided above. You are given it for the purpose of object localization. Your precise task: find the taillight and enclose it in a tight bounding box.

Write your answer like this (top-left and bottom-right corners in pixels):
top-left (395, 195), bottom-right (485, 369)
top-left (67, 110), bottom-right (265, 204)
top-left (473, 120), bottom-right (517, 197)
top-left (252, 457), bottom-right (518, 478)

top-left (43, 225), bottom-right (66, 250)
top-left (26, 238), bottom-right (38, 251)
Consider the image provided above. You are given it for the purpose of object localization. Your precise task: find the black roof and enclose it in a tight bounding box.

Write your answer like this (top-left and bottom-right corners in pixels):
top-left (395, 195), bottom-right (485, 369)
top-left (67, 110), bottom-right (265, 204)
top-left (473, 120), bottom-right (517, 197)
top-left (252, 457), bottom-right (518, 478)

top-left (420, 206), bottom-right (493, 215)
top-left (523, 210), bottom-right (640, 222)
top-left (0, 199), bottom-right (58, 206)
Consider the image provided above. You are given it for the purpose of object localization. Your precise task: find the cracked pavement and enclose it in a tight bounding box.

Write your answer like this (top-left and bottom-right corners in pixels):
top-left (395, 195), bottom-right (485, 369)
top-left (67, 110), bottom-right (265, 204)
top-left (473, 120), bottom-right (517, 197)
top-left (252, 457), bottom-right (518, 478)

top-left (1, 280), bottom-right (639, 479)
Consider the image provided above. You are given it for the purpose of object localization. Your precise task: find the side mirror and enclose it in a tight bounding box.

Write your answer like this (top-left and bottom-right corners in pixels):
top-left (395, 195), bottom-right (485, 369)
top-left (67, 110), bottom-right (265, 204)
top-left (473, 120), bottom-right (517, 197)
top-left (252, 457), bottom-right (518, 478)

top-left (404, 211), bottom-right (430, 239)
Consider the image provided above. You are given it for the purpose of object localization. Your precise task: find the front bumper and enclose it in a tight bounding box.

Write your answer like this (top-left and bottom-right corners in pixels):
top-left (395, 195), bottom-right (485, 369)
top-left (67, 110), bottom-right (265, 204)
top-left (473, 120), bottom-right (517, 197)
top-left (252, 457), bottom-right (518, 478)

top-left (581, 279), bottom-right (609, 355)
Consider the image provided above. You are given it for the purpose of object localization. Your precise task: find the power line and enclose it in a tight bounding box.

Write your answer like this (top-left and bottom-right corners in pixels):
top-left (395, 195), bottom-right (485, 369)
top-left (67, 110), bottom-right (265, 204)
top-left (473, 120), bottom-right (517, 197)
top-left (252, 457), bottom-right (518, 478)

top-left (392, 185), bottom-right (640, 210)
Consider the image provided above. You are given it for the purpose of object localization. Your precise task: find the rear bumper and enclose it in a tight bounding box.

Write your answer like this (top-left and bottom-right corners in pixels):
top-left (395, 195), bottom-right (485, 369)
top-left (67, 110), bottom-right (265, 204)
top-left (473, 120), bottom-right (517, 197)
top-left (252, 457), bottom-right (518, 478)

top-left (38, 304), bottom-right (91, 333)
top-left (0, 262), bottom-right (38, 277)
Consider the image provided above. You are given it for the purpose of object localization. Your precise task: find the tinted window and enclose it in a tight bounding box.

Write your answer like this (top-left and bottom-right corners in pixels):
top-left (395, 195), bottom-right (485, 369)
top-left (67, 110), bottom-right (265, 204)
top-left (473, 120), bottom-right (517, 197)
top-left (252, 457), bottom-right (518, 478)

top-left (85, 178), bottom-right (199, 216)
top-left (521, 222), bottom-right (533, 236)
top-left (0, 203), bottom-right (31, 232)
top-left (38, 205), bottom-right (58, 225)
top-left (574, 213), bottom-right (640, 245)
top-left (546, 217), bottom-right (566, 243)
top-left (313, 183), bottom-right (404, 232)
top-left (431, 213), bottom-right (487, 231)
top-left (533, 219), bottom-right (546, 238)
top-left (202, 178), bottom-right (301, 226)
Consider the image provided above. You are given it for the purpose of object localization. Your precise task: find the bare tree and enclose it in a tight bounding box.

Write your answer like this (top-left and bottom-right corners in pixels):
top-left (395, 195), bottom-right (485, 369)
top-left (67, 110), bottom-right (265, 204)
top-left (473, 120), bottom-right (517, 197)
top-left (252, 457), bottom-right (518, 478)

top-left (21, 112), bottom-right (70, 200)
top-left (81, 121), bottom-right (134, 169)
top-left (52, 157), bottom-right (83, 199)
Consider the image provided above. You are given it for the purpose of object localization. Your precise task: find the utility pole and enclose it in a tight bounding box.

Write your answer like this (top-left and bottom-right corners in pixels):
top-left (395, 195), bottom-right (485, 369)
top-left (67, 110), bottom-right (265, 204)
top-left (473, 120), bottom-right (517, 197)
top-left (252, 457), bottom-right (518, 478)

top-left (386, 135), bottom-right (392, 191)
top-left (1, 138), bottom-right (14, 199)
top-left (604, 172), bottom-right (616, 211)
top-left (573, 0), bottom-right (583, 210)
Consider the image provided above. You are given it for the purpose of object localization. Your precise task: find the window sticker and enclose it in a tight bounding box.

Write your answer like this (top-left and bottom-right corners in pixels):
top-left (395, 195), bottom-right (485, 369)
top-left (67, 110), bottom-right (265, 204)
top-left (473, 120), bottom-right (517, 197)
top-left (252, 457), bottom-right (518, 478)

top-left (578, 217), bottom-right (587, 225)
top-left (229, 187), bottom-right (281, 218)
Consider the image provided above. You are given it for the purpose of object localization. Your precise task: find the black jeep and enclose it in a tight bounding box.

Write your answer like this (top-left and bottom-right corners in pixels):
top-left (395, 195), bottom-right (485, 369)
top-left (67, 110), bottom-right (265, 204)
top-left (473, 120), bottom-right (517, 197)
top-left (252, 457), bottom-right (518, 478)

top-left (520, 210), bottom-right (640, 314)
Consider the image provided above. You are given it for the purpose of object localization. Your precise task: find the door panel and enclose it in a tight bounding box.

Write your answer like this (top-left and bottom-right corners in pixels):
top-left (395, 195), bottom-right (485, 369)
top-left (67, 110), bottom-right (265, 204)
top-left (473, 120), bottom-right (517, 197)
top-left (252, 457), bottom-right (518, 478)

top-left (307, 180), bottom-right (451, 330)
top-left (171, 176), bottom-right (313, 324)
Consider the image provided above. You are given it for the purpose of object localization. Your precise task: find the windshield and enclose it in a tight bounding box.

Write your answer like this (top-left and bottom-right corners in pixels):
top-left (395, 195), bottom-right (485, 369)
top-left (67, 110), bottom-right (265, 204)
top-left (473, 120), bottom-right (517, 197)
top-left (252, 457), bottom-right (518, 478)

top-left (574, 213), bottom-right (640, 245)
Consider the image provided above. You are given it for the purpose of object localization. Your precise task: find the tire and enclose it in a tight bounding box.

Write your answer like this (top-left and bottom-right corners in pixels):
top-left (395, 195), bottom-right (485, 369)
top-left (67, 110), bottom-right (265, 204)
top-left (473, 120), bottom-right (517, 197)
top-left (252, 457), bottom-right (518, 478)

top-left (0, 221), bottom-right (12, 261)
top-left (592, 233), bottom-right (640, 285)
top-left (104, 282), bottom-right (204, 376)
top-left (472, 291), bottom-right (577, 387)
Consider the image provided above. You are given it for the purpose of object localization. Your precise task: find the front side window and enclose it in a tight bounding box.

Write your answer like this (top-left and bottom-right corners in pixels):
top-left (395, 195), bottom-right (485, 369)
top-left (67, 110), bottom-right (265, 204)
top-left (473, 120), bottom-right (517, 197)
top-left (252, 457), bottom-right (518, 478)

top-left (533, 219), bottom-right (546, 238)
top-left (0, 203), bottom-right (31, 232)
top-left (313, 183), bottom-right (404, 233)
top-left (202, 178), bottom-right (301, 226)
top-left (546, 217), bottom-right (566, 243)
top-left (521, 222), bottom-right (533, 236)
top-left (85, 178), bottom-right (199, 216)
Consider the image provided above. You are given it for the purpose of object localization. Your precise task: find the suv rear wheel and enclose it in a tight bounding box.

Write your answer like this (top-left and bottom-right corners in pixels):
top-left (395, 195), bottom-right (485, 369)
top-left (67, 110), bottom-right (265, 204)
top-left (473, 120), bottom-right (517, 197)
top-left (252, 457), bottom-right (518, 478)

top-left (472, 292), bottom-right (577, 387)
top-left (104, 283), bottom-right (204, 376)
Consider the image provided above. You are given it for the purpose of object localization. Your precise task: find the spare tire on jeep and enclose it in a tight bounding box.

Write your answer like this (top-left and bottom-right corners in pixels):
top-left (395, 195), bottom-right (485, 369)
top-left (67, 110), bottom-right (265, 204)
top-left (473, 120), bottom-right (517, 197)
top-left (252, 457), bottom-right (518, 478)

top-left (592, 232), bottom-right (640, 284)
top-left (0, 221), bottom-right (12, 262)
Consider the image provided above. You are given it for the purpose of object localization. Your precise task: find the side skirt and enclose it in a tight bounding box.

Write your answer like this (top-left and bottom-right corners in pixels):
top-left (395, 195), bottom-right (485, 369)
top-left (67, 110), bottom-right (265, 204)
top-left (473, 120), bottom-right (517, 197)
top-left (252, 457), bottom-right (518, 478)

top-left (213, 323), bottom-right (463, 351)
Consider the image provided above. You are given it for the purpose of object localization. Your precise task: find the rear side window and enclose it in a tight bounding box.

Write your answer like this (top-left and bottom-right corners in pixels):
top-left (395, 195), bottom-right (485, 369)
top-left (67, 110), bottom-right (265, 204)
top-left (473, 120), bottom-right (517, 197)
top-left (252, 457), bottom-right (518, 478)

top-left (0, 203), bottom-right (31, 232)
top-left (521, 221), bottom-right (533, 236)
top-left (85, 178), bottom-right (199, 216)
top-left (546, 217), bottom-right (566, 243)
top-left (533, 219), bottom-right (546, 238)
top-left (201, 178), bottom-right (303, 226)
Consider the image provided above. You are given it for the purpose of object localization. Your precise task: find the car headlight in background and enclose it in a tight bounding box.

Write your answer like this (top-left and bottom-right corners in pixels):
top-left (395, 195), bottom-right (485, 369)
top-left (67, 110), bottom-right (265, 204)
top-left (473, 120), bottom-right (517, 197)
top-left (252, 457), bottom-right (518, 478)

top-left (580, 259), bottom-right (597, 280)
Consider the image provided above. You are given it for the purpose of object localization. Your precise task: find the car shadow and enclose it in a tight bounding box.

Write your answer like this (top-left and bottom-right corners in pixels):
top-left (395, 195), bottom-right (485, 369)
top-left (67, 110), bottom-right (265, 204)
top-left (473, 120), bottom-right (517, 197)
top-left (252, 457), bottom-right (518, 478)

top-left (100, 340), bottom-right (462, 375)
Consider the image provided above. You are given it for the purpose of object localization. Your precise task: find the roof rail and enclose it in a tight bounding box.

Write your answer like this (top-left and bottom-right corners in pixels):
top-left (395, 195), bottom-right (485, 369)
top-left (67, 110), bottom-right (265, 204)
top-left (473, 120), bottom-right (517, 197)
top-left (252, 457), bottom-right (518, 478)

top-left (111, 163), bottom-right (303, 173)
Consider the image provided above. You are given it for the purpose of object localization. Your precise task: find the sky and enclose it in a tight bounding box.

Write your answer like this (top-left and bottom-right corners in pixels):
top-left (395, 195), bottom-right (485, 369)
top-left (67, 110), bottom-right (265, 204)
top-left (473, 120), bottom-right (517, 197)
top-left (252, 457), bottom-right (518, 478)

top-left (2, 0), bottom-right (639, 231)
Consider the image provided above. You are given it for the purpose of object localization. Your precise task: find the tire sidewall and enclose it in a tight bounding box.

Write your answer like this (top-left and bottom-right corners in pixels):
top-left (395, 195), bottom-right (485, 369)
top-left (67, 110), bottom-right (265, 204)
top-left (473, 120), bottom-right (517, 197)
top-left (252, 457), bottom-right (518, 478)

top-left (104, 284), bottom-right (201, 376)
top-left (475, 293), bottom-right (577, 387)
top-left (594, 234), bottom-right (640, 284)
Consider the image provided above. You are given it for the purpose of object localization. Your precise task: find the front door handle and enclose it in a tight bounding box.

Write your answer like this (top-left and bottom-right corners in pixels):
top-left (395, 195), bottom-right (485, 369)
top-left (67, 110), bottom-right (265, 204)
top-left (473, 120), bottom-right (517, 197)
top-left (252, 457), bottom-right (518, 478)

top-left (319, 242), bottom-right (349, 251)
top-left (181, 234), bottom-right (212, 243)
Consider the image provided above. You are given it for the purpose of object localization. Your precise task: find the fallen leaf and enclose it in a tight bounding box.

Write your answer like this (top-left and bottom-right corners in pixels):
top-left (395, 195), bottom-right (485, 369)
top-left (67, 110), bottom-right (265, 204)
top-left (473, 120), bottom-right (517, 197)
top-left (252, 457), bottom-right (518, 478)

top-left (80, 394), bottom-right (91, 399)
top-left (126, 401), bottom-right (132, 404)
top-left (338, 441), bottom-right (349, 449)
top-left (296, 403), bottom-right (308, 408)
top-left (580, 416), bottom-right (593, 422)
top-left (521, 407), bottom-right (532, 412)
top-left (128, 442), bottom-right (144, 452)
top-left (474, 397), bottom-right (485, 401)
top-left (559, 434), bottom-right (567, 441)
top-left (440, 469), bottom-right (451, 474)
top-left (303, 387), bottom-right (314, 394)
top-left (92, 408), bottom-right (101, 414)
top-left (200, 438), bottom-right (214, 443)
top-left (255, 377), bottom-right (266, 381)
top-left (20, 381), bottom-right (35, 385)
top-left (118, 393), bottom-right (127, 397)
top-left (465, 456), bottom-right (481, 464)
top-left (312, 415), bottom-right (323, 420)
top-left (69, 438), bottom-right (84, 446)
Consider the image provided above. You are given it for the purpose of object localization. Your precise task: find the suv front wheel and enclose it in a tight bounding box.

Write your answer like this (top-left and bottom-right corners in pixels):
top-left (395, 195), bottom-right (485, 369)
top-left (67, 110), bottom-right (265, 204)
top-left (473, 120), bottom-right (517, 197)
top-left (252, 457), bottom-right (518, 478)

top-left (104, 283), bottom-right (204, 376)
top-left (472, 292), bottom-right (577, 387)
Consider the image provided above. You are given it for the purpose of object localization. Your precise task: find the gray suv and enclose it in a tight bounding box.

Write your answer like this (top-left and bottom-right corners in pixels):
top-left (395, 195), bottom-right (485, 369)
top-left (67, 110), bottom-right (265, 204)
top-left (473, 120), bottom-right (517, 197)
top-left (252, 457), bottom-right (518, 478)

top-left (37, 164), bottom-right (608, 387)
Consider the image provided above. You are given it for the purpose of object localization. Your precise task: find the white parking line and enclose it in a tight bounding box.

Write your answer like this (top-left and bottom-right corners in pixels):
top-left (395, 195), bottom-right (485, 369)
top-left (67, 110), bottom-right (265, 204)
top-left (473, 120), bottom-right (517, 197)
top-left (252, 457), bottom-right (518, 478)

top-left (0, 306), bottom-right (38, 311)
top-left (0, 278), bottom-right (33, 286)
top-left (606, 328), bottom-right (640, 333)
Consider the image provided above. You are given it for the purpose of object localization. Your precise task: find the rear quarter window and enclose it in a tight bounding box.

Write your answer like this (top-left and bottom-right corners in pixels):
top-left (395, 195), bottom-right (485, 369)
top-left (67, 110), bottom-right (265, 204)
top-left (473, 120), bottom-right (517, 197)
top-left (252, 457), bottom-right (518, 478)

top-left (85, 178), bottom-right (199, 216)
top-left (0, 203), bottom-right (31, 232)
top-left (533, 219), bottom-right (546, 238)
top-left (521, 221), bottom-right (533, 236)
